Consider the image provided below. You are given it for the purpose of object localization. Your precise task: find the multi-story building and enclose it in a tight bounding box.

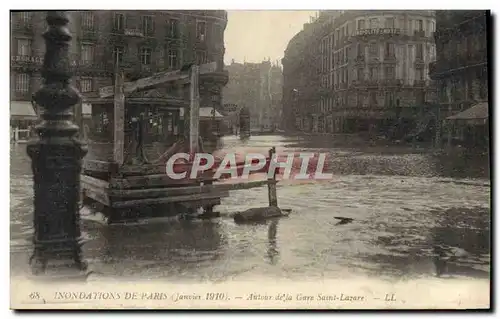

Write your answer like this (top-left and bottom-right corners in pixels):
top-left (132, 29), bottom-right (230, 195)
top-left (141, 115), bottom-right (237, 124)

top-left (282, 15), bottom-right (326, 132)
top-left (10, 10), bottom-right (228, 128)
top-left (284, 10), bottom-right (438, 138)
top-left (223, 60), bottom-right (283, 131)
top-left (429, 10), bottom-right (489, 149)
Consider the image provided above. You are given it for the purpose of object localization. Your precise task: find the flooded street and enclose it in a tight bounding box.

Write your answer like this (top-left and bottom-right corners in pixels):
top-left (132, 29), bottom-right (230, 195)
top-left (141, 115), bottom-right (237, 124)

top-left (10, 135), bottom-right (490, 283)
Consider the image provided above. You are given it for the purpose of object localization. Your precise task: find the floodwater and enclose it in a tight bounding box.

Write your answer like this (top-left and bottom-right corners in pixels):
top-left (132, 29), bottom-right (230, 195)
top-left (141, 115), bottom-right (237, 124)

top-left (10, 135), bottom-right (490, 282)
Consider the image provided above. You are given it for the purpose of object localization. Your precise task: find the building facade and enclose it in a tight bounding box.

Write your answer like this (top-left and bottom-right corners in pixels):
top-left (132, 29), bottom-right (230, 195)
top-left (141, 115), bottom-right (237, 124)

top-left (10, 10), bottom-right (228, 126)
top-left (282, 16), bottom-right (326, 132)
top-left (429, 11), bottom-right (489, 148)
top-left (283, 11), bottom-right (438, 138)
top-left (223, 60), bottom-right (283, 131)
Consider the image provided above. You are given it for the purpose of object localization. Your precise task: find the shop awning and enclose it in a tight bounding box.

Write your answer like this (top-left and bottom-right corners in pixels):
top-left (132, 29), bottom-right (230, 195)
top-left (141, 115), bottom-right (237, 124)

top-left (11, 101), bottom-right (92, 120)
top-left (10, 101), bottom-right (37, 120)
top-left (446, 102), bottom-right (489, 123)
top-left (180, 107), bottom-right (224, 119)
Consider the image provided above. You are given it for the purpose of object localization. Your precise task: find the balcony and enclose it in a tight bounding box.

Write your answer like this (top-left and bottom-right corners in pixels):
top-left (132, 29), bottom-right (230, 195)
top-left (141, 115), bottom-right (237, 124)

top-left (381, 79), bottom-right (403, 87)
top-left (12, 22), bottom-right (33, 35)
top-left (413, 80), bottom-right (427, 87)
top-left (70, 61), bottom-right (110, 75)
top-left (383, 55), bottom-right (397, 63)
top-left (124, 28), bottom-right (144, 37)
top-left (352, 80), bottom-right (379, 89)
top-left (12, 91), bottom-right (32, 100)
top-left (414, 57), bottom-right (425, 66)
top-left (80, 28), bottom-right (98, 41)
top-left (111, 27), bottom-right (145, 37)
top-left (413, 30), bottom-right (426, 38)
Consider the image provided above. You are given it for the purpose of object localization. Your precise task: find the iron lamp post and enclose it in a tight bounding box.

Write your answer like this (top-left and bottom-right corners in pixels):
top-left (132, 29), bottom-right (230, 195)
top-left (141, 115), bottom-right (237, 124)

top-left (26, 11), bottom-right (88, 278)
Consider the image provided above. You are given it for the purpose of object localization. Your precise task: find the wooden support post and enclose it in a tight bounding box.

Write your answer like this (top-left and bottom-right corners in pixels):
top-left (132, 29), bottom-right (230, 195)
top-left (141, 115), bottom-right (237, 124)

top-left (113, 70), bottom-right (125, 165)
top-left (267, 146), bottom-right (278, 207)
top-left (189, 65), bottom-right (200, 155)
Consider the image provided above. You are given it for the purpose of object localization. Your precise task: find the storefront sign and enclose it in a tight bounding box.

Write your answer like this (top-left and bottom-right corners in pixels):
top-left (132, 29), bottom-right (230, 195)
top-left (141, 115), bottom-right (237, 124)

top-left (11, 55), bottom-right (43, 64)
top-left (356, 28), bottom-right (402, 36)
top-left (11, 55), bottom-right (109, 70)
top-left (124, 29), bottom-right (144, 37)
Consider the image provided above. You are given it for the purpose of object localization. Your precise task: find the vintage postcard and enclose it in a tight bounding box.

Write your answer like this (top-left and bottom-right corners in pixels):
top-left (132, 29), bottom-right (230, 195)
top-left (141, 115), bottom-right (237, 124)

top-left (9, 8), bottom-right (490, 310)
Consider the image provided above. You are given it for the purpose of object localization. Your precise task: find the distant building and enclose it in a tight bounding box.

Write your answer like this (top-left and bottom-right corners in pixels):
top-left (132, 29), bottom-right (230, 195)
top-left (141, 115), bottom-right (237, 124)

top-left (429, 11), bottom-right (489, 149)
top-left (282, 19), bottom-right (323, 132)
top-left (283, 10), bottom-right (438, 139)
top-left (223, 60), bottom-right (283, 131)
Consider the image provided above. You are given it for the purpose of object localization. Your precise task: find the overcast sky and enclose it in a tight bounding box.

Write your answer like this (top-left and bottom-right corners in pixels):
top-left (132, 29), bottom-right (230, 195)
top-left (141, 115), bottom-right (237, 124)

top-left (224, 10), bottom-right (318, 65)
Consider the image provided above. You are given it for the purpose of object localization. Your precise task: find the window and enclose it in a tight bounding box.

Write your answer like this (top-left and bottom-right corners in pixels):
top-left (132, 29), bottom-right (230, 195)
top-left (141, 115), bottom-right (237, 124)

top-left (81, 44), bottom-right (94, 63)
top-left (415, 91), bottom-right (425, 104)
top-left (140, 47), bottom-right (152, 65)
top-left (416, 43), bottom-right (423, 59)
top-left (15, 73), bottom-right (30, 92)
top-left (17, 38), bottom-right (31, 56)
top-left (112, 46), bottom-right (124, 64)
top-left (385, 91), bottom-right (394, 107)
top-left (370, 92), bottom-right (377, 105)
top-left (336, 30), bottom-right (340, 44)
top-left (385, 66), bottom-right (395, 79)
top-left (114, 13), bottom-right (125, 31)
top-left (357, 68), bottom-right (364, 80)
top-left (80, 78), bottom-right (92, 92)
top-left (167, 48), bottom-right (178, 69)
top-left (19, 12), bottom-right (31, 24)
top-left (196, 51), bottom-right (207, 64)
top-left (385, 42), bottom-right (395, 56)
top-left (197, 21), bottom-right (206, 41)
top-left (385, 17), bottom-right (395, 28)
top-left (415, 68), bottom-right (423, 80)
top-left (81, 11), bottom-right (94, 29)
top-left (369, 18), bottom-right (378, 29)
top-left (167, 19), bottom-right (180, 39)
top-left (416, 19), bottom-right (423, 31)
top-left (369, 42), bottom-right (378, 57)
top-left (357, 43), bottom-right (364, 57)
top-left (357, 19), bottom-right (365, 30)
top-left (142, 16), bottom-right (154, 35)
top-left (479, 78), bottom-right (487, 100)
top-left (399, 18), bottom-right (405, 30)
top-left (369, 67), bottom-right (378, 80)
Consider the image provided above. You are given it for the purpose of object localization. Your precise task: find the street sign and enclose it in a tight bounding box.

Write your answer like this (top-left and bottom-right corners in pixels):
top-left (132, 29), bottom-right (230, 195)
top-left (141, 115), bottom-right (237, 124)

top-left (98, 61), bottom-right (218, 98)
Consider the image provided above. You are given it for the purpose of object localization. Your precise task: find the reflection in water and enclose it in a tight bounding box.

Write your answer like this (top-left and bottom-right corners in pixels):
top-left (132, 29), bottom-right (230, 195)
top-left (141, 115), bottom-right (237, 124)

top-left (267, 219), bottom-right (279, 265)
top-left (430, 206), bottom-right (490, 278)
top-left (83, 219), bottom-right (225, 279)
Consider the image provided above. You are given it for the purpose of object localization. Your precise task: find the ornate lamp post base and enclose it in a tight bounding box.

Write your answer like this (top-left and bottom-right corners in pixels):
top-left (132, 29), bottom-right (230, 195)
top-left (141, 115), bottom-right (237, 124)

top-left (27, 11), bottom-right (89, 280)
